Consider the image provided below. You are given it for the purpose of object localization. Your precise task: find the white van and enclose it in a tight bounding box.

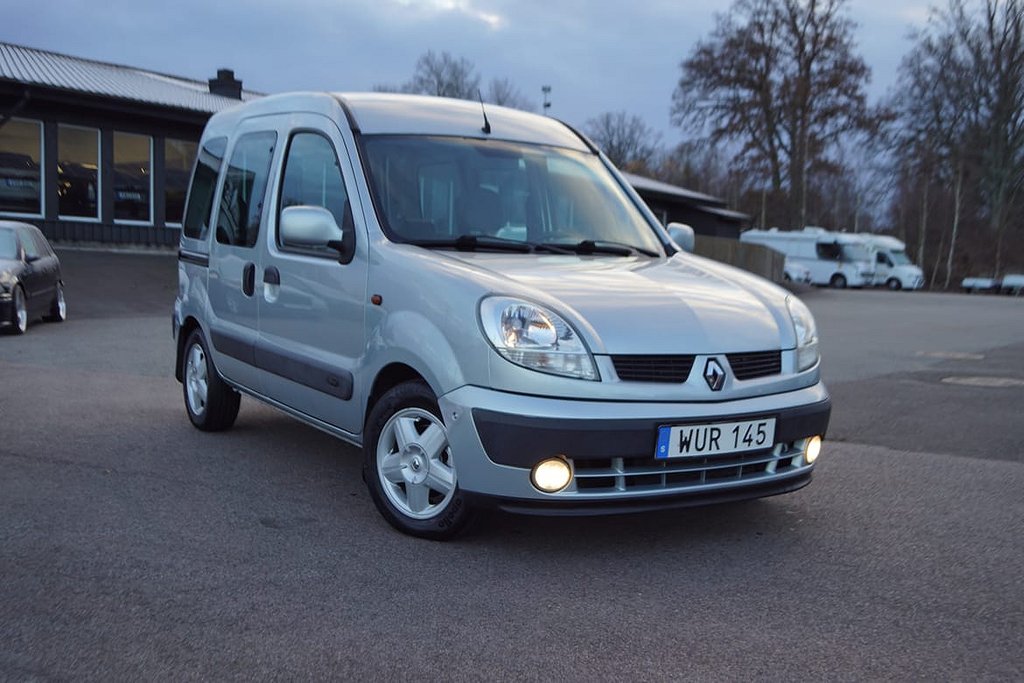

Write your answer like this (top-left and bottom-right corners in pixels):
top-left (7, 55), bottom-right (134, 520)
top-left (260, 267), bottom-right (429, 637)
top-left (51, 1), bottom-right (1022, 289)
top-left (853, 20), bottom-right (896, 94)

top-left (740, 227), bottom-right (875, 288)
top-left (859, 234), bottom-right (924, 290)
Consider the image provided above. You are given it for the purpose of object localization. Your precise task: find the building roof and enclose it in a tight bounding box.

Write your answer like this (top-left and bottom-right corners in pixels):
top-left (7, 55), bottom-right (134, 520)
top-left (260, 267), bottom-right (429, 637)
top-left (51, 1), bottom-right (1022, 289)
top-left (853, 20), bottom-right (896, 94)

top-left (0, 42), bottom-right (260, 114)
top-left (620, 171), bottom-right (726, 208)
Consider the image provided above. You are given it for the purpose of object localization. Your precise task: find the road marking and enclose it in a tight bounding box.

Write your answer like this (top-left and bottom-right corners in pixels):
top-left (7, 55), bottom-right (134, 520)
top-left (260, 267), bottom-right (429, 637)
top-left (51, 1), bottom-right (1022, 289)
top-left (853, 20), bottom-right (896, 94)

top-left (917, 351), bottom-right (986, 360)
top-left (941, 376), bottom-right (1024, 388)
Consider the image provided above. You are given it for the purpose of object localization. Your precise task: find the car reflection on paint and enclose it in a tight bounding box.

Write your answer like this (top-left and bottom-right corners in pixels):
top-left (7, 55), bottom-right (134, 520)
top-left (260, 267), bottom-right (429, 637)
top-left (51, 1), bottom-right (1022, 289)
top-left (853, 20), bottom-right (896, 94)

top-left (0, 220), bottom-right (67, 335)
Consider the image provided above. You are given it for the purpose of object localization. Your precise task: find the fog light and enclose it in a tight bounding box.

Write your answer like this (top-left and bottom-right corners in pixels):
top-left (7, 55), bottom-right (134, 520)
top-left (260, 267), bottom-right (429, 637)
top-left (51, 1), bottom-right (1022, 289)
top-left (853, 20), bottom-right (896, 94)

top-left (804, 435), bottom-right (822, 464)
top-left (531, 457), bottom-right (572, 493)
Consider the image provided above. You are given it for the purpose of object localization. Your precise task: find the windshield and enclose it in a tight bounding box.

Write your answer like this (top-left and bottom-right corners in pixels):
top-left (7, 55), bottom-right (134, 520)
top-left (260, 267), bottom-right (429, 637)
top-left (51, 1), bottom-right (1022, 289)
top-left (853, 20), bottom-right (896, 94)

top-left (890, 250), bottom-right (912, 265)
top-left (361, 136), bottom-right (663, 255)
top-left (841, 244), bottom-right (871, 263)
top-left (0, 229), bottom-right (18, 260)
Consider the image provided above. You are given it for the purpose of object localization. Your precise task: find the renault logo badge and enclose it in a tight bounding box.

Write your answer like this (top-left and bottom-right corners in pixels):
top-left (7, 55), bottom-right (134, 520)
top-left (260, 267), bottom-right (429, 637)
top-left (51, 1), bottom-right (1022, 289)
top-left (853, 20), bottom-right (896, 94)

top-left (704, 358), bottom-right (726, 391)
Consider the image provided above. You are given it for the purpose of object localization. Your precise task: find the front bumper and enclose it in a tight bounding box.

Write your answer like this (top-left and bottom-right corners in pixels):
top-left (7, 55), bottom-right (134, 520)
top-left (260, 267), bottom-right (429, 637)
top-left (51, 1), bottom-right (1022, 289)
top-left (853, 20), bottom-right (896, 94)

top-left (439, 383), bottom-right (831, 515)
top-left (0, 294), bottom-right (13, 326)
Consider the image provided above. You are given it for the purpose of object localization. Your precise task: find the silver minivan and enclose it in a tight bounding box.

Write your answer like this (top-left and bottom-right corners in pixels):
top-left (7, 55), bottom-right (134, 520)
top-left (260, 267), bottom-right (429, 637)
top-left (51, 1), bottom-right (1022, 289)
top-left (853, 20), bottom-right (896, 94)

top-left (174, 92), bottom-right (830, 539)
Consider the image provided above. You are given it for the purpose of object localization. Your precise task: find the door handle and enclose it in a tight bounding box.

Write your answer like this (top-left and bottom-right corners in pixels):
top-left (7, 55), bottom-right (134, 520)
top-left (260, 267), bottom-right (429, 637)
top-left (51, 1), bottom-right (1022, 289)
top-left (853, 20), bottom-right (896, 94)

top-left (263, 266), bottom-right (280, 286)
top-left (242, 263), bottom-right (256, 296)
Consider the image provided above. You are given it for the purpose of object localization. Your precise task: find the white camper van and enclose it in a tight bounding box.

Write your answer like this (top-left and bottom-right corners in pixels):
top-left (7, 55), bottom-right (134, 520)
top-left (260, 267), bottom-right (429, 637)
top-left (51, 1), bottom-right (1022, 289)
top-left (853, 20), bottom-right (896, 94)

top-left (859, 234), bottom-right (924, 290)
top-left (740, 227), bottom-right (875, 288)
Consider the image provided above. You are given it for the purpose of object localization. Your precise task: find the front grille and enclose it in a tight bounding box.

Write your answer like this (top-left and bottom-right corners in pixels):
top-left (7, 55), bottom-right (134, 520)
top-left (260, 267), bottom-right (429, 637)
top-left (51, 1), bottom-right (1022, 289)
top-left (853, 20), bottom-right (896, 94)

top-left (572, 441), bottom-right (805, 493)
top-left (726, 351), bottom-right (782, 380)
top-left (612, 355), bottom-right (695, 383)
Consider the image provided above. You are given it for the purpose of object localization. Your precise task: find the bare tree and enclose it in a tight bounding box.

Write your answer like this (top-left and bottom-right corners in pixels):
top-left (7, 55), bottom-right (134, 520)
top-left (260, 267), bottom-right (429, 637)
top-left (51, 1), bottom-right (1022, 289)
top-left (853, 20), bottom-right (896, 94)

top-left (584, 111), bottom-right (662, 173)
top-left (406, 50), bottom-right (481, 99)
top-left (671, 0), bottom-right (876, 227)
top-left (892, 0), bottom-right (1024, 280)
top-left (486, 78), bottom-right (536, 111)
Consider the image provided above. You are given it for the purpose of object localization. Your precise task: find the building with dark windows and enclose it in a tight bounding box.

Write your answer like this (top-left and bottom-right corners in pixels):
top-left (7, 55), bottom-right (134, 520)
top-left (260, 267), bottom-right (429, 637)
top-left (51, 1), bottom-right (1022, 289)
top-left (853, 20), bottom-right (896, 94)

top-left (0, 42), bottom-right (257, 246)
top-left (1, 41), bottom-right (747, 246)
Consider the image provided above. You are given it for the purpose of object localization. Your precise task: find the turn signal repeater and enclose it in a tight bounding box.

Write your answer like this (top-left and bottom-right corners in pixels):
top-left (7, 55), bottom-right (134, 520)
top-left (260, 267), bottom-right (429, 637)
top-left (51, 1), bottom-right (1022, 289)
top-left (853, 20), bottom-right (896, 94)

top-left (804, 435), bottom-right (823, 464)
top-left (531, 457), bottom-right (573, 493)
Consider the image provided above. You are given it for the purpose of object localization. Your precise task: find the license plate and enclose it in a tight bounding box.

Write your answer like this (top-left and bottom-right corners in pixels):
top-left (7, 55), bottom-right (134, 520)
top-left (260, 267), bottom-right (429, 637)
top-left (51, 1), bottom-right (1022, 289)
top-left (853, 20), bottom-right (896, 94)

top-left (656, 418), bottom-right (776, 459)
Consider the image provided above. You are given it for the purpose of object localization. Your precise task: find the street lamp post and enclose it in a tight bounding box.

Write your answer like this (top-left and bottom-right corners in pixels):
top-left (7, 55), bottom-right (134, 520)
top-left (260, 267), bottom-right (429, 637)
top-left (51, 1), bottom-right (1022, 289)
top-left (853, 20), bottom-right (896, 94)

top-left (542, 86), bottom-right (551, 114)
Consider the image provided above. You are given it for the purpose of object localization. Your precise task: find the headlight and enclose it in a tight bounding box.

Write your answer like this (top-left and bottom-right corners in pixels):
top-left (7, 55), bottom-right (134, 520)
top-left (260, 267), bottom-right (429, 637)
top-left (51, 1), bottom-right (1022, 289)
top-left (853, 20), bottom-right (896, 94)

top-left (787, 295), bottom-right (819, 371)
top-left (479, 297), bottom-right (598, 380)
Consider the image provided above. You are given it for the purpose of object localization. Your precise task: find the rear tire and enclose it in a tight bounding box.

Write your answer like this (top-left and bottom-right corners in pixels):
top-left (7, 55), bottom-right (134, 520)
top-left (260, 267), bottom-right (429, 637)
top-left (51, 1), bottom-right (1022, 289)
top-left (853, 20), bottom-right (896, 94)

top-left (43, 282), bottom-right (67, 322)
top-left (182, 328), bottom-right (240, 431)
top-left (363, 380), bottom-right (472, 540)
top-left (830, 274), bottom-right (848, 289)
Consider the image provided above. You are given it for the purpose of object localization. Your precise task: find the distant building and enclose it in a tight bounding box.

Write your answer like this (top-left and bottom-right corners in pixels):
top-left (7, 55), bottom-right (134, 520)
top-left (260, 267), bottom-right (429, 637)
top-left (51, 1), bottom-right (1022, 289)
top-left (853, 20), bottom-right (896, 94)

top-left (621, 173), bottom-right (749, 240)
top-left (0, 42), bottom-right (255, 246)
top-left (1, 41), bottom-right (747, 246)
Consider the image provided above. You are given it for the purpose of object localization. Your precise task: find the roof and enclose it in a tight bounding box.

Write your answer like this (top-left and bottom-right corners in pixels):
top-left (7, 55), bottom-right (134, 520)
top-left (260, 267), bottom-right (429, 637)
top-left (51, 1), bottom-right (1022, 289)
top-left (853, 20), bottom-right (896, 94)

top-left (620, 172), bottom-right (725, 207)
top-left (339, 93), bottom-right (589, 150)
top-left (0, 42), bottom-right (260, 114)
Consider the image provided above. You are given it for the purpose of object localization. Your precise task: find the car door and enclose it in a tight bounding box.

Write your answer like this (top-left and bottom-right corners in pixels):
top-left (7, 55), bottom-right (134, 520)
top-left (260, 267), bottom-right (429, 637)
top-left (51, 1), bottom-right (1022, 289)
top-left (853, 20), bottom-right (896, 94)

top-left (205, 127), bottom-right (279, 392)
top-left (255, 116), bottom-right (368, 435)
top-left (16, 226), bottom-right (50, 314)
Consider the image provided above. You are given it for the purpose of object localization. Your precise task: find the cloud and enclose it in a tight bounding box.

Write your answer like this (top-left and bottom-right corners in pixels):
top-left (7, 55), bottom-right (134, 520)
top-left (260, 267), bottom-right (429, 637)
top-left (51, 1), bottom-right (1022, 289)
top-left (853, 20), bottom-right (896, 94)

top-left (392, 0), bottom-right (505, 29)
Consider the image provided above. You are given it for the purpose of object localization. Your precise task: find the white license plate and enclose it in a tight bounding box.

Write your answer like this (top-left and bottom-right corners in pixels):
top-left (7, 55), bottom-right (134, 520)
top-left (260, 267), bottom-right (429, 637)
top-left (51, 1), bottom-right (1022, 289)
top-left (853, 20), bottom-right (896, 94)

top-left (655, 418), bottom-right (776, 459)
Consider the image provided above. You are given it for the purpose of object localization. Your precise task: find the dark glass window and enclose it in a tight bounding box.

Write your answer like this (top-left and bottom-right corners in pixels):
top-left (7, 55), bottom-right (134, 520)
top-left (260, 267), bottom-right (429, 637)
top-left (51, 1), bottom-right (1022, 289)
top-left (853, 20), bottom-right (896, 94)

top-left (816, 242), bottom-right (841, 261)
top-left (113, 132), bottom-right (152, 222)
top-left (0, 119), bottom-right (42, 215)
top-left (165, 139), bottom-right (197, 225)
top-left (216, 132), bottom-right (276, 248)
top-left (278, 132), bottom-right (350, 254)
top-left (58, 125), bottom-right (100, 219)
top-left (182, 137), bottom-right (227, 240)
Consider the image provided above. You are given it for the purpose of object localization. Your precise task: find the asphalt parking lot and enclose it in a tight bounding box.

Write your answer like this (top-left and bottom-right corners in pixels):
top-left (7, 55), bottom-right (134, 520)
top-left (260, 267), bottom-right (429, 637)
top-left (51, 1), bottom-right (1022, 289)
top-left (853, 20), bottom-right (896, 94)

top-left (1, 249), bottom-right (1022, 679)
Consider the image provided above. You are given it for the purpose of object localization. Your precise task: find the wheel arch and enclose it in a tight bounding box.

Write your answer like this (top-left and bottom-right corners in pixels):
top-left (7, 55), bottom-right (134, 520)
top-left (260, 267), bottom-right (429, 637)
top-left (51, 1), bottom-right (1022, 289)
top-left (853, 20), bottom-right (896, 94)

top-left (365, 362), bottom-right (430, 428)
top-left (175, 316), bottom-right (203, 383)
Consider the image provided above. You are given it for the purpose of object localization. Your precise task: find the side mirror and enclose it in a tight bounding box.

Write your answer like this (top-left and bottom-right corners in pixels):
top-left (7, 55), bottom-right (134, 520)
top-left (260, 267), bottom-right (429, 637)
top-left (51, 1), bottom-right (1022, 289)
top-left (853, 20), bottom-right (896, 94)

top-left (24, 253), bottom-right (40, 264)
top-left (667, 222), bottom-right (695, 253)
top-left (280, 205), bottom-right (354, 264)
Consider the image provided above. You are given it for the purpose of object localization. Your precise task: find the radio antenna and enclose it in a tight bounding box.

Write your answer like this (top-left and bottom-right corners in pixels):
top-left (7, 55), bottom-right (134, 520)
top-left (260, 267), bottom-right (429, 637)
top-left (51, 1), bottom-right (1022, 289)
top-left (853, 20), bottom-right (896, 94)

top-left (477, 90), bottom-right (491, 135)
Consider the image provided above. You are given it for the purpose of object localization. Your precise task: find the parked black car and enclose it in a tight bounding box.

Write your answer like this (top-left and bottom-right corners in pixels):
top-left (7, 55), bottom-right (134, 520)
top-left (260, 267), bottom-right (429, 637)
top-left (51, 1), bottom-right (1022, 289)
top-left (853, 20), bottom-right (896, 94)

top-left (0, 220), bottom-right (66, 334)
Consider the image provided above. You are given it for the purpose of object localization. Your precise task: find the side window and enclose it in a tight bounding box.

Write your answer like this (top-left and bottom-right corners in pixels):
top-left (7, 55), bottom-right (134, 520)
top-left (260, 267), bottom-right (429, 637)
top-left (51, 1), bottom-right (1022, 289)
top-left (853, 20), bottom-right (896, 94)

top-left (183, 137), bottom-right (227, 240)
top-left (816, 242), bottom-right (841, 260)
top-left (216, 132), bottom-right (277, 248)
top-left (30, 230), bottom-right (52, 257)
top-left (20, 229), bottom-right (40, 259)
top-left (277, 132), bottom-right (351, 254)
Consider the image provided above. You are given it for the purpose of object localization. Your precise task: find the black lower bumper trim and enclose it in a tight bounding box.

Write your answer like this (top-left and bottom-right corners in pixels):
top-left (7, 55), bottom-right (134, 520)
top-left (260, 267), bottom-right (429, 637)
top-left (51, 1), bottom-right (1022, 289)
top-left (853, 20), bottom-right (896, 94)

top-left (473, 397), bottom-right (831, 468)
top-left (465, 470), bottom-right (813, 517)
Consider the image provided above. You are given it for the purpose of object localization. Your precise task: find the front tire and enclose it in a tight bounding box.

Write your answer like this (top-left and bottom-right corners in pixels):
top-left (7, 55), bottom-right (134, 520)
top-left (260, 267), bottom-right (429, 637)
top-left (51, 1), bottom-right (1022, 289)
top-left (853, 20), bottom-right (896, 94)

top-left (363, 381), bottom-right (472, 540)
top-left (886, 278), bottom-right (902, 291)
top-left (43, 282), bottom-right (67, 322)
top-left (7, 285), bottom-right (27, 334)
top-left (830, 274), bottom-right (848, 289)
top-left (182, 328), bottom-right (240, 431)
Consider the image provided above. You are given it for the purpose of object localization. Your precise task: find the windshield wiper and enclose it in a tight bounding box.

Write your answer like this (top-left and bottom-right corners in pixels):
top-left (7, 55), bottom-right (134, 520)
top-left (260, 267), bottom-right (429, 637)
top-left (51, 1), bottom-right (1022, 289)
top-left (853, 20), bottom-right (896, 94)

top-left (541, 240), bottom-right (661, 257)
top-left (408, 235), bottom-right (574, 254)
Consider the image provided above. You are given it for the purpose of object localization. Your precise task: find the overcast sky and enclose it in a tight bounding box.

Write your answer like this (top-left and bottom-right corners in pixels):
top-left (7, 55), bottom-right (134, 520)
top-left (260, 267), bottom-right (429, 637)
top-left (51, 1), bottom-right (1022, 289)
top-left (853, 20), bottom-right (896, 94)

top-left (6, 0), bottom-right (930, 146)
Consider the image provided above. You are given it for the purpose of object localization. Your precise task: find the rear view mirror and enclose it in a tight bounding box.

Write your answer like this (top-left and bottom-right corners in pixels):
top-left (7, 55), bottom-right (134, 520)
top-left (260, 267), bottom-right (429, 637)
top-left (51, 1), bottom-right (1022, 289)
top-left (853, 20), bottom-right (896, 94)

top-left (280, 205), bottom-right (354, 264)
top-left (667, 222), bottom-right (695, 253)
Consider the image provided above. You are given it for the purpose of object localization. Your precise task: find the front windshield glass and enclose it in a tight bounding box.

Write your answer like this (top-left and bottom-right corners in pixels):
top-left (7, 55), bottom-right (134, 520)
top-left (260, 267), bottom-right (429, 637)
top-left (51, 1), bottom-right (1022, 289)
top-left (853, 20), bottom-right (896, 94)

top-left (0, 229), bottom-right (18, 259)
top-left (361, 136), bottom-right (663, 254)
top-left (890, 250), bottom-right (912, 265)
top-left (842, 244), bottom-right (871, 263)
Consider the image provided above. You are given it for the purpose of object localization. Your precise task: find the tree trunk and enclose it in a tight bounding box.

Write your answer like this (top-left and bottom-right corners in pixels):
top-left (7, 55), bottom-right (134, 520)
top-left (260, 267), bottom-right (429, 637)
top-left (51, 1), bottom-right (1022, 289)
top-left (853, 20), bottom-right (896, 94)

top-left (917, 178), bottom-right (929, 268)
top-left (930, 226), bottom-right (947, 289)
top-left (943, 161), bottom-right (964, 290)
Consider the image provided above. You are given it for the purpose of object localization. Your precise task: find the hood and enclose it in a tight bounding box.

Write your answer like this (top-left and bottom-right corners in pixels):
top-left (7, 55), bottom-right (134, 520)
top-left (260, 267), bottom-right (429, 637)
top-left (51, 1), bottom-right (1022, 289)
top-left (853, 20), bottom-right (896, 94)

top-left (440, 252), bottom-right (795, 355)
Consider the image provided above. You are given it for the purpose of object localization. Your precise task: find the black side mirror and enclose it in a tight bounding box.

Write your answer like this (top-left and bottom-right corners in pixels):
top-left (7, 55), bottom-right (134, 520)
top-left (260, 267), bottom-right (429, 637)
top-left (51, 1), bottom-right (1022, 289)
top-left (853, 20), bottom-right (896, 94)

top-left (24, 253), bottom-right (40, 264)
top-left (327, 229), bottom-right (355, 266)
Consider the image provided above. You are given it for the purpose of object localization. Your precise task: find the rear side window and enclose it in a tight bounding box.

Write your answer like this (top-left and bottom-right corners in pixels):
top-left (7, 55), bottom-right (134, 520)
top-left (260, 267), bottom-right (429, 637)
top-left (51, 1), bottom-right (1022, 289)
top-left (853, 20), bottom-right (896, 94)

top-left (277, 132), bottom-right (351, 255)
top-left (215, 132), bottom-right (277, 248)
top-left (816, 242), bottom-right (841, 260)
top-left (182, 137), bottom-right (227, 240)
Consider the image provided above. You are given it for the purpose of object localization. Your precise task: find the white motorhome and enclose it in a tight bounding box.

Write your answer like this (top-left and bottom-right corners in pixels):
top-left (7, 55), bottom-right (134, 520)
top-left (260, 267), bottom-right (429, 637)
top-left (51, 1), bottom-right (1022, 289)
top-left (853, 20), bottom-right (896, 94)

top-left (859, 234), bottom-right (924, 290)
top-left (740, 227), bottom-right (875, 288)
